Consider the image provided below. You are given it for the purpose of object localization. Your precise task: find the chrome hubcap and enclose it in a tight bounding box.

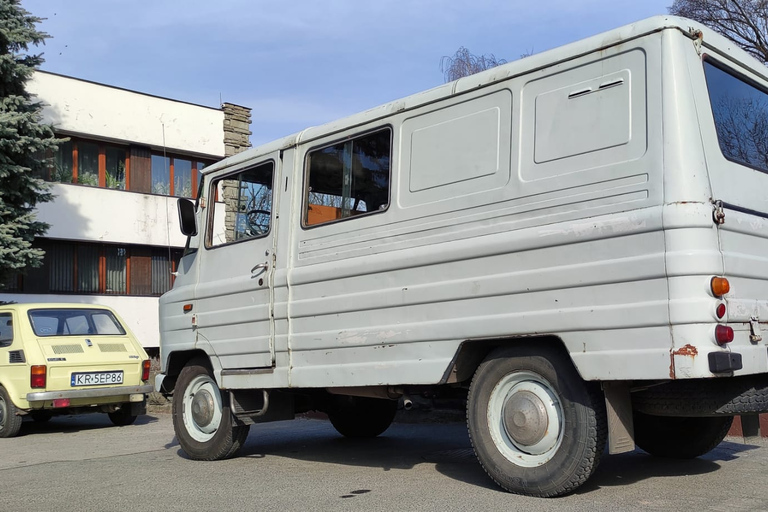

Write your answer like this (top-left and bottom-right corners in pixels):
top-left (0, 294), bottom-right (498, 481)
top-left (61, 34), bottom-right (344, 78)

top-left (191, 389), bottom-right (215, 427)
top-left (502, 389), bottom-right (548, 447)
top-left (182, 373), bottom-right (223, 443)
top-left (488, 371), bottom-right (564, 467)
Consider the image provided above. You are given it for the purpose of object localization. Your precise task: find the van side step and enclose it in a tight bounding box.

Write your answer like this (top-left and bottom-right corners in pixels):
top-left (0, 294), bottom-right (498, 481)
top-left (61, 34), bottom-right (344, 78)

top-left (230, 389), bottom-right (295, 425)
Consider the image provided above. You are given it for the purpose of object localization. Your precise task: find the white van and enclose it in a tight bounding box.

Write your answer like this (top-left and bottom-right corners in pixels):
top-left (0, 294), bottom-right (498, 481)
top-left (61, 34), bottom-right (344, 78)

top-left (157, 16), bottom-right (768, 497)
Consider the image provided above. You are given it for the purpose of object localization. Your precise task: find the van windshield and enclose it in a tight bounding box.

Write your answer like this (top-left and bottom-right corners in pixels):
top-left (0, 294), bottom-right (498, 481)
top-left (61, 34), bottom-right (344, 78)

top-left (704, 59), bottom-right (768, 174)
top-left (28, 308), bottom-right (126, 337)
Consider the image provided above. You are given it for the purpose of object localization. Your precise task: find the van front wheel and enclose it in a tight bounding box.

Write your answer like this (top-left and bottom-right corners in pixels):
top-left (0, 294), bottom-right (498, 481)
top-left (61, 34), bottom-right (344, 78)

top-left (467, 346), bottom-right (607, 497)
top-left (172, 359), bottom-right (250, 460)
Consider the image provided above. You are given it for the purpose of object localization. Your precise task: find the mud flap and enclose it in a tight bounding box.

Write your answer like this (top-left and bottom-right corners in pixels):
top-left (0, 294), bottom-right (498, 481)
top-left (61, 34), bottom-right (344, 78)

top-left (603, 382), bottom-right (634, 454)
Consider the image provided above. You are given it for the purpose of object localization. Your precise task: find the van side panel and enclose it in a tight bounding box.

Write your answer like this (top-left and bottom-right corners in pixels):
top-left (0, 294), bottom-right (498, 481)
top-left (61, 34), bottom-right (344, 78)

top-left (287, 36), bottom-right (670, 387)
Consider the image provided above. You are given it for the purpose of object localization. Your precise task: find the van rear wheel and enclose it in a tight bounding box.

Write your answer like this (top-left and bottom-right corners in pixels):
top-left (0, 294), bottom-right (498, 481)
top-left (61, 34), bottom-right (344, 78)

top-left (0, 386), bottom-right (23, 438)
top-left (173, 359), bottom-right (249, 460)
top-left (327, 396), bottom-right (397, 438)
top-left (467, 345), bottom-right (607, 497)
top-left (633, 412), bottom-right (733, 459)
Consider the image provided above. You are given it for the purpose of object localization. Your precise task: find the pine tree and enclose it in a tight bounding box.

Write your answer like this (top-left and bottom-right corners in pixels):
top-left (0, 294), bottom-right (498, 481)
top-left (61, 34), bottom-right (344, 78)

top-left (0, 0), bottom-right (58, 287)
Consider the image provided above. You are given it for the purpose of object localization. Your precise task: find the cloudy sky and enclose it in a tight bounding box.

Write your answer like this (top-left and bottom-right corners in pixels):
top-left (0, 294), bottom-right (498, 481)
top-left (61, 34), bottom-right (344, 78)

top-left (23, 0), bottom-right (672, 146)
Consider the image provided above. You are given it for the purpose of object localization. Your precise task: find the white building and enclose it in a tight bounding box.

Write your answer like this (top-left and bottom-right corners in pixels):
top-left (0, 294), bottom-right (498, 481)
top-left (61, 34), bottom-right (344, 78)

top-left (0, 71), bottom-right (251, 350)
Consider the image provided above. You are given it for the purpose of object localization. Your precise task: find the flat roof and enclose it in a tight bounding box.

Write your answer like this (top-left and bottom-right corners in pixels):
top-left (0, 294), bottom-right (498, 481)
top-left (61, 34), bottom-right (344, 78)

top-left (35, 70), bottom-right (222, 112)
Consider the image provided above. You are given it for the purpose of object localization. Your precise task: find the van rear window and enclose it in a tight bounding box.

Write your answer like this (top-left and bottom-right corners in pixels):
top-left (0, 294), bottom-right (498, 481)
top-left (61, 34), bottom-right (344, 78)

top-left (28, 309), bottom-right (126, 337)
top-left (704, 59), bottom-right (768, 173)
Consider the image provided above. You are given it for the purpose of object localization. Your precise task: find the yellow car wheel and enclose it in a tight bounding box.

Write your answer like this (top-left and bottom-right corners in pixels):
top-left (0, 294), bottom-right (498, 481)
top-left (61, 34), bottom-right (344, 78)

top-left (0, 387), bottom-right (22, 438)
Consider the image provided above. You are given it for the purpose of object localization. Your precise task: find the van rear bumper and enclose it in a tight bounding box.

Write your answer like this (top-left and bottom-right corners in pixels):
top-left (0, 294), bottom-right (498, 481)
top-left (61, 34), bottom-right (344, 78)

top-left (27, 384), bottom-right (153, 402)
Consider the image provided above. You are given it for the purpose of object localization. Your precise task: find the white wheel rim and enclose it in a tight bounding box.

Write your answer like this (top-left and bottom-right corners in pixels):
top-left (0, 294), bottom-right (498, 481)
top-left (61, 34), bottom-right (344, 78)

top-left (487, 370), bottom-right (564, 468)
top-left (182, 374), bottom-right (223, 443)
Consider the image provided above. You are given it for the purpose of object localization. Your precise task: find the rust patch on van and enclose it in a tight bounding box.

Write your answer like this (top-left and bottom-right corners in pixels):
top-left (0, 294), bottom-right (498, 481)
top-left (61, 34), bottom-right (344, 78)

top-left (672, 344), bottom-right (698, 357)
top-left (669, 344), bottom-right (698, 379)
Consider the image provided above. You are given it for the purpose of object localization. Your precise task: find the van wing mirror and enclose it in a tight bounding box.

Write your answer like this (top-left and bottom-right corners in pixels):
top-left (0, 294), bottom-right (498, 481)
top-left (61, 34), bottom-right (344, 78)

top-left (177, 198), bottom-right (198, 237)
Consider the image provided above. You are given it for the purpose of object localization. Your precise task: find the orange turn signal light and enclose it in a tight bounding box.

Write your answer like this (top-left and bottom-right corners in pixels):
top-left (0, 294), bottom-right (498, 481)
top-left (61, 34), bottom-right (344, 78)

top-left (711, 277), bottom-right (730, 297)
top-left (30, 365), bottom-right (46, 389)
top-left (183, 304), bottom-right (193, 313)
top-left (141, 360), bottom-right (151, 381)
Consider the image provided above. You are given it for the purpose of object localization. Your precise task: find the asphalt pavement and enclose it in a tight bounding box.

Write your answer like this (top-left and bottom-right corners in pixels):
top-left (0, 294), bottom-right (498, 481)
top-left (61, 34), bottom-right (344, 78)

top-left (0, 413), bottom-right (766, 512)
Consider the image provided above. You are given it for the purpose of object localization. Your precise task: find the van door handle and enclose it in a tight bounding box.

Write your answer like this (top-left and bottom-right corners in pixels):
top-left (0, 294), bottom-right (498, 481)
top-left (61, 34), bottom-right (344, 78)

top-left (251, 262), bottom-right (269, 276)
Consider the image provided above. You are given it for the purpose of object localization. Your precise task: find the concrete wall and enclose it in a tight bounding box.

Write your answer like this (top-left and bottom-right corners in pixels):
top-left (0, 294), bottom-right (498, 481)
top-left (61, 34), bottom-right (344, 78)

top-left (29, 71), bottom-right (225, 157)
top-left (36, 183), bottom-right (186, 247)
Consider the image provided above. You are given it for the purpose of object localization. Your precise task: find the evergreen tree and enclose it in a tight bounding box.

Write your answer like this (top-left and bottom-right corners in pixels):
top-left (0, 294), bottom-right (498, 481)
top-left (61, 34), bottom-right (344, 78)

top-left (0, 0), bottom-right (58, 287)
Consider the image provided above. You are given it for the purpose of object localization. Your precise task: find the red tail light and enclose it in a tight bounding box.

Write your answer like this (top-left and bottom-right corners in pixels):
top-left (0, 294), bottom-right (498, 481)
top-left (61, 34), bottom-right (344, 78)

top-left (716, 303), bottom-right (727, 319)
top-left (715, 325), bottom-right (734, 344)
top-left (141, 360), bottom-right (151, 381)
top-left (31, 365), bottom-right (47, 388)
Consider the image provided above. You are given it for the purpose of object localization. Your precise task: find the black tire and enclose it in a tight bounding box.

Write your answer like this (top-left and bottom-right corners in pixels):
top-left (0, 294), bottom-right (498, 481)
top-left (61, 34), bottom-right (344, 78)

top-left (172, 359), bottom-right (250, 460)
top-left (467, 345), bottom-right (607, 498)
top-left (632, 376), bottom-right (768, 416)
top-left (108, 405), bottom-right (137, 426)
top-left (30, 410), bottom-right (53, 423)
top-left (327, 396), bottom-right (397, 438)
top-left (634, 412), bottom-right (733, 459)
top-left (0, 386), bottom-right (23, 438)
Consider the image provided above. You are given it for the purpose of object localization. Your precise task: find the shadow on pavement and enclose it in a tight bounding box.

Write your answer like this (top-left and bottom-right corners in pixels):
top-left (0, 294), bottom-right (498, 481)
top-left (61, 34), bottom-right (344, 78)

top-left (167, 417), bottom-right (764, 496)
top-left (19, 412), bottom-right (160, 436)
top-left (576, 440), bottom-right (759, 494)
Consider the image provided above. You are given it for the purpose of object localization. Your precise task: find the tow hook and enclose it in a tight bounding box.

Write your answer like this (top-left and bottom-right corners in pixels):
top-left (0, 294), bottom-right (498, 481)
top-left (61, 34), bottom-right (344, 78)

top-left (713, 200), bottom-right (725, 225)
top-left (749, 317), bottom-right (762, 343)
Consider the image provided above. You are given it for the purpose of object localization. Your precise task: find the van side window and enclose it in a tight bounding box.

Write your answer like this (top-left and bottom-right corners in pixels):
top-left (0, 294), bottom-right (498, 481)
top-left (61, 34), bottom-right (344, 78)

top-left (304, 128), bottom-right (391, 227)
top-left (0, 313), bottom-right (12, 346)
top-left (208, 162), bottom-right (274, 247)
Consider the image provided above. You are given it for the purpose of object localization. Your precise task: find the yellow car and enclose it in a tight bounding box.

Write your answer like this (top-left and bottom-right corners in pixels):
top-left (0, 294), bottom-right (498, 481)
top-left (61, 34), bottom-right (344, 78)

top-left (0, 303), bottom-right (153, 437)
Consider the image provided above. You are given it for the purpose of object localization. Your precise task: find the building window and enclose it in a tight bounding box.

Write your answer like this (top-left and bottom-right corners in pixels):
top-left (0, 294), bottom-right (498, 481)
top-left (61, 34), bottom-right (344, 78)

top-left (77, 141), bottom-right (100, 187)
top-left (12, 240), bottom-right (182, 297)
top-left (173, 158), bottom-right (193, 198)
top-left (105, 246), bottom-right (127, 294)
top-left (105, 146), bottom-right (126, 190)
top-left (38, 136), bottom-right (211, 198)
top-left (303, 128), bottom-right (391, 227)
top-left (151, 154), bottom-right (203, 197)
top-left (151, 155), bottom-right (171, 195)
top-left (52, 140), bottom-right (74, 182)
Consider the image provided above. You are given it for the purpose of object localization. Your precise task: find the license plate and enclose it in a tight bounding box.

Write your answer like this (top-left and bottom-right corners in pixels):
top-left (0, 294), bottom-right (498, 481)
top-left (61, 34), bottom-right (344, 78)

top-left (71, 371), bottom-right (124, 387)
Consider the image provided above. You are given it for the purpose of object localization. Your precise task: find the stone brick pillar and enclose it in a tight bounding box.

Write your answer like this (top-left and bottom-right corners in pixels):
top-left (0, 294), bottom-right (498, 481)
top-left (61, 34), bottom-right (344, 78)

top-left (222, 102), bottom-right (252, 157)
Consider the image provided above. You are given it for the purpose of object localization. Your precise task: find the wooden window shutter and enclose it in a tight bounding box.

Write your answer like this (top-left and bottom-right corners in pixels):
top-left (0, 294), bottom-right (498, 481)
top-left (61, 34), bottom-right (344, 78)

top-left (129, 145), bottom-right (152, 193)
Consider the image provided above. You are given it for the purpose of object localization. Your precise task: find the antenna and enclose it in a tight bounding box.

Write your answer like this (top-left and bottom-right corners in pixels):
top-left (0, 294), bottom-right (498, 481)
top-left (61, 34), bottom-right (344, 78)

top-left (162, 123), bottom-right (174, 283)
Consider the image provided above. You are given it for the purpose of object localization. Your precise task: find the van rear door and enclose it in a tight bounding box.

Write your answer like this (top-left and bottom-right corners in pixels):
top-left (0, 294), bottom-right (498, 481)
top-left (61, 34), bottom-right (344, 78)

top-left (698, 55), bottom-right (768, 372)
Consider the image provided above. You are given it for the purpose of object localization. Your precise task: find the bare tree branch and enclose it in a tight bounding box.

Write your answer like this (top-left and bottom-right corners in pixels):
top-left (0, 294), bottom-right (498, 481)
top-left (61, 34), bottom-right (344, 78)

top-left (670, 0), bottom-right (768, 63)
top-left (439, 46), bottom-right (507, 82)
